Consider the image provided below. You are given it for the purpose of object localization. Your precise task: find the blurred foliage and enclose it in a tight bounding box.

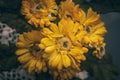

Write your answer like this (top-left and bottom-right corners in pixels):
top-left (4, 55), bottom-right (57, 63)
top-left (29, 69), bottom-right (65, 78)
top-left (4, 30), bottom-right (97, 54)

top-left (0, 0), bottom-right (21, 13)
top-left (0, 0), bottom-right (120, 80)
top-left (80, 49), bottom-right (120, 80)
top-left (0, 13), bottom-right (34, 33)
top-left (0, 43), bottom-right (20, 72)
top-left (73, 0), bottom-right (120, 13)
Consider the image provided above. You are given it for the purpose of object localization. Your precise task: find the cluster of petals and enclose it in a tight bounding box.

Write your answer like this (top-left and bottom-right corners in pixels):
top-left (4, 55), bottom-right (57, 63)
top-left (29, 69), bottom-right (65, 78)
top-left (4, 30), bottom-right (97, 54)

top-left (16, 0), bottom-right (107, 79)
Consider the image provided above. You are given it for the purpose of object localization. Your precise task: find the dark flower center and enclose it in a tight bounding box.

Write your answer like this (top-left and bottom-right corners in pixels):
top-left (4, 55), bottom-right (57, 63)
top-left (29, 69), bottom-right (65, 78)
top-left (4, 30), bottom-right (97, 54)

top-left (57, 37), bottom-right (72, 50)
top-left (63, 41), bottom-right (68, 48)
top-left (29, 42), bottom-right (42, 55)
top-left (36, 5), bottom-right (42, 10)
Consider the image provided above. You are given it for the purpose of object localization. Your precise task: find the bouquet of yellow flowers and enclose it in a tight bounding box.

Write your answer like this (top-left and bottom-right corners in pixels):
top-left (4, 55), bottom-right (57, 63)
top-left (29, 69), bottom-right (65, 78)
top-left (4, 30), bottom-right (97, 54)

top-left (15, 0), bottom-right (108, 80)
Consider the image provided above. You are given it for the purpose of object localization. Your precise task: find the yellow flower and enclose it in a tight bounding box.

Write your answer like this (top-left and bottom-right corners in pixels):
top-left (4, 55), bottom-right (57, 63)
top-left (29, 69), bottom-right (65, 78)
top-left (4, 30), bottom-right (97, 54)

top-left (81, 10), bottom-right (107, 58)
top-left (21, 0), bottom-right (58, 27)
top-left (59, 2), bottom-right (107, 59)
top-left (83, 22), bottom-right (107, 44)
top-left (16, 30), bottom-right (47, 73)
top-left (59, 1), bottom-right (104, 29)
top-left (58, 0), bottom-right (85, 22)
top-left (39, 19), bottom-right (88, 72)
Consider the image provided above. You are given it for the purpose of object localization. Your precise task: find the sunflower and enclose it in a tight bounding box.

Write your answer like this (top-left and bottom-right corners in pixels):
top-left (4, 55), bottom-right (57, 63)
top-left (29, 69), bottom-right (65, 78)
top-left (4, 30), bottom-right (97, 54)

top-left (21, 0), bottom-right (58, 27)
top-left (58, 0), bottom-right (86, 23)
top-left (39, 19), bottom-right (88, 72)
top-left (16, 30), bottom-right (47, 73)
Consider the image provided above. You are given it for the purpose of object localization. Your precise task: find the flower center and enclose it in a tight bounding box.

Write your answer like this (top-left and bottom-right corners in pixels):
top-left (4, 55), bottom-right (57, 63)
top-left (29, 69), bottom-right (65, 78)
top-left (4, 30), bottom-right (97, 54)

top-left (99, 46), bottom-right (105, 56)
top-left (29, 42), bottom-right (43, 59)
top-left (63, 41), bottom-right (68, 48)
top-left (57, 37), bottom-right (72, 50)
top-left (30, 4), bottom-right (43, 14)
top-left (86, 27), bottom-right (90, 33)
top-left (36, 4), bottom-right (42, 10)
top-left (30, 44), bottom-right (40, 52)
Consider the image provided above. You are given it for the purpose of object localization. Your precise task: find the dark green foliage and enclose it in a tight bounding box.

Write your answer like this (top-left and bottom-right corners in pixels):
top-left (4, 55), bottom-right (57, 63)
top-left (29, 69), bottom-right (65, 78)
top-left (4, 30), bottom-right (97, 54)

top-left (80, 49), bottom-right (120, 80)
top-left (73, 0), bottom-right (120, 14)
top-left (0, 13), bottom-right (35, 33)
top-left (0, 0), bottom-right (21, 13)
top-left (35, 72), bottom-right (54, 80)
top-left (0, 43), bottom-right (20, 72)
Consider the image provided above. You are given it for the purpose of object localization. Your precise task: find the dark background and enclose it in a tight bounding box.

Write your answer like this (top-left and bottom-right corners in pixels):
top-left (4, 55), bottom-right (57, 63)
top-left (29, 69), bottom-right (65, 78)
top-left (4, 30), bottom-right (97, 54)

top-left (101, 13), bottom-right (120, 69)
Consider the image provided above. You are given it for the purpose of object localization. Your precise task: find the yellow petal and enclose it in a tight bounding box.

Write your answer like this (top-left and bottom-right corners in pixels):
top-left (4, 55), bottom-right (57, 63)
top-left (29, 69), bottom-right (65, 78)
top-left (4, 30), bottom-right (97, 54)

top-left (18, 53), bottom-right (32, 63)
top-left (90, 22), bottom-right (107, 35)
top-left (68, 32), bottom-right (75, 42)
top-left (43, 28), bottom-right (53, 35)
top-left (70, 47), bottom-right (81, 55)
top-left (28, 59), bottom-right (37, 73)
top-left (35, 61), bottom-right (42, 73)
top-left (51, 33), bottom-right (63, 38)
top-left (58, 21), bottom-right (64, 33)
top-left (49, 52), bottom-right (61, 68)
top-left (50, 23), bottom-right (59, 33)
top-left (72, 22), bottom-right (80, 34)
top-left (16, 42), bottom-right (31, 48)
top-left (42, 62), bottom-right (47, 72)
top-left (76, 54), bottom-right (86, 61)
top-left (22, 59), bottom-right (31, 69)
top-left (85, 8), bottom-right (100, 26)
top-left (69, 55), bottom-right (80, 71)
top-left (45, 45), bottom-right (56, 53)
top-left (62, 55), bottom-right (71, 68)
top-left (18, 35), bottom-right (25, 42)
top-left (57, 58), bottom-right (62, 70)
top-left (41, 38), bottom-right (54, 47)
top-left (82, 47), bottom-right (88, 53)
top-left (78, 9), bottom-right (86, 23)
top-left (38, 44), bottom-right (45, 49)
top-left (76, 31), bottom-right (87, 42)
top-left (16, 49), bottom-right (29, 56)
top-left (83, 36), bottom-right (90, 44)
